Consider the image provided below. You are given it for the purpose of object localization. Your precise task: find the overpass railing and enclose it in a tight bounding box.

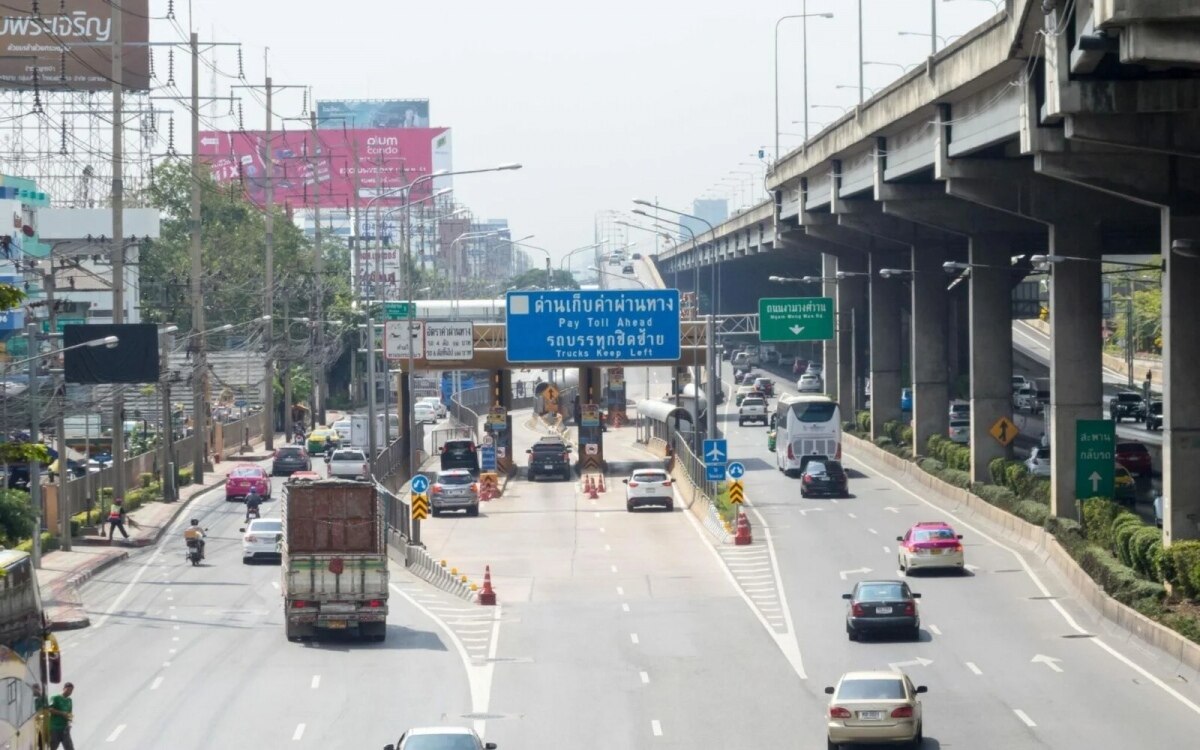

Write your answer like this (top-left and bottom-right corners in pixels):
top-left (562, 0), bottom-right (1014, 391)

top-left (671, 431), bottom-right (718, 501)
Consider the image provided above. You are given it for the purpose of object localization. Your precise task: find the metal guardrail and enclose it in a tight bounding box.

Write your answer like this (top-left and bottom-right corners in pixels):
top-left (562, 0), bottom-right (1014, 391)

top-left (670, 431), bottom-right (731, 542)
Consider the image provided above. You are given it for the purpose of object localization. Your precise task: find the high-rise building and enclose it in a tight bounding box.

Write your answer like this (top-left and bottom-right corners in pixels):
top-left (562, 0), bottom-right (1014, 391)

top-left (680, 198), bottom-right (729, 241)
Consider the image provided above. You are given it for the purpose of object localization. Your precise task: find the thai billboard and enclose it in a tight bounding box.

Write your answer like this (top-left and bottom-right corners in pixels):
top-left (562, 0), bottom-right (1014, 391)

top-left (197, 127), bottom-right (449, 209)
top-left (0, 0), bottom-right (151, 91)
top-left (316, 99), bottom-right (430, 129)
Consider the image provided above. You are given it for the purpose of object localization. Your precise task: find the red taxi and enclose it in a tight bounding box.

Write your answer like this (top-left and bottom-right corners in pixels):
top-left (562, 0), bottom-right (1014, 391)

top-left (225, 464), bottom-right (271, 502)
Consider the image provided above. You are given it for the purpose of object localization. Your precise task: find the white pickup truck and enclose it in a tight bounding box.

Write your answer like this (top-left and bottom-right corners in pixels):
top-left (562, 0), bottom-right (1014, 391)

top-left (738, 395), bottom-right (769, 426)
top-left (327, 448), bottom-right (370, 480)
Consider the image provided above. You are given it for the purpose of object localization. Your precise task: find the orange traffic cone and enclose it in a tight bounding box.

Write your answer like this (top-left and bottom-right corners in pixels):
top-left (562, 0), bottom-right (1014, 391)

top-left (597, 474), bottom-right (607, 493)
top-left (734, 511), bottom-right (753, 546)
top-left (478, 565), bottom-right (497, 605)
top-left (587, 476), bottom-right (599, 500)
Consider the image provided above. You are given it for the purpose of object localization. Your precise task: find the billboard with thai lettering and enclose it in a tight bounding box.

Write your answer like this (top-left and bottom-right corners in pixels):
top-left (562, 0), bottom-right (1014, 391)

top-left (0, 0), bottom-right (150, 91)
top-left (196, 127), bottom-right (449, 209)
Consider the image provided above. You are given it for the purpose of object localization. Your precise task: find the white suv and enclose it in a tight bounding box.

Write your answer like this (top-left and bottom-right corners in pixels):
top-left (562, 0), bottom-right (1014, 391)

top-left (738, 396), bottom-right (769, 426)
top-left (624, 469), bottom-right (674, 512)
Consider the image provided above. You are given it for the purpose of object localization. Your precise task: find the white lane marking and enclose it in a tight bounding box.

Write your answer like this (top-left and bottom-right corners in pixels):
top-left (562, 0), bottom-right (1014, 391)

top-left (311, 675), bottom-right (320, 689)
top-left (162, 662), bottom-right (171, 667)
top-left (166, 596), bottom-right (173, 602)
top-left (621, 603), bottom-right (631, 613)
top-left (1031, 654), bottom-right (1063, 673)
top-left (168, 649), bottom-right (176, 654)
top-left (594, 512), bottom-right (600, 518)
top-left (604, 544), bottom-right (612, 552)
top-left (830, 499), bottom-right (840, 505)
top-left (839, 567), bottom-right (872, 580)
top-left (1013, 709), bottom-right (1037, 728)
top-left (611, 564), bottom-right (618, 573)
top-left (844, 451), bottom-right (1200, 718)
top-left (640, 671), bottom-right (650, 684)
top-left (389, 582), bottom-right (501, 738)
top-left (293, 723), bottom-right (306, 741)
top-left (883, 546), bottom-right (891, 554)
top-left (651, 719), bottom-right (663, 737)
top-left (966, 661), bottom-right (983, 675)
top-left (106, 725), bottom-right (127, 742)
top-left (271, 581), bottom-right (280, 590)
top-left (630, 633), bottom-right (640, 644)
top-left (149, 676), bottom-right (163, 691)
top-left (680, 487), bottom-right (807, 679)
top-left (867, 528), bottom-right (878, 535)
top-left (599, 527), bottom-right (606, 533)
top-left (927, 624), bottom-right (942, 636)
top-left (884, 506), bottom-right (900, 513)
top-left (168, 605), bottom-right (175, 610)
top-left (847, 512), bottom-right (857, 519)
top-left (616, 586), bottom-right (625, 595)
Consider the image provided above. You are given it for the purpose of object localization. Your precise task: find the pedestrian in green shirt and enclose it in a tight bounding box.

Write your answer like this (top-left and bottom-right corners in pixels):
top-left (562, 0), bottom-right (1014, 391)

top-left (48, 682), bottom-right (73, 750)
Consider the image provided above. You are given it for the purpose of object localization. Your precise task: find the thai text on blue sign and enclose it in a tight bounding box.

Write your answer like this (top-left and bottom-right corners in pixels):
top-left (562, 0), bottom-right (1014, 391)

top-left (505, 290), bottom-right (682, 363)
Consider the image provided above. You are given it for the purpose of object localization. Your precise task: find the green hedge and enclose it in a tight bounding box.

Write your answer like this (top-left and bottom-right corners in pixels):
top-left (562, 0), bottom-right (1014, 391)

top-left (1076, 544), bottom-right (1166, 609)
top-left (926, 435), bottom-right (970, 472)
top-left (856, 410), bottom-right (871, 434)
top-left (1169, 541), bottom-right (1200, 600)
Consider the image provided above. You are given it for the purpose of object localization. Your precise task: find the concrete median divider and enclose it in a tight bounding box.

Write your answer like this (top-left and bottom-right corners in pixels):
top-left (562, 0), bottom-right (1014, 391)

top-left (398, 540), bottom-right (478, 603)
top-left (843, 432), bottom-right (1200, 675)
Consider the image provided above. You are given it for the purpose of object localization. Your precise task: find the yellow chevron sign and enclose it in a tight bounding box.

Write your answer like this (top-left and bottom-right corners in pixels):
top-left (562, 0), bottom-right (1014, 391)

top-left (729, 480), bottom-right (744, 505)
top-left (412, 493), bottom-right (430, 521)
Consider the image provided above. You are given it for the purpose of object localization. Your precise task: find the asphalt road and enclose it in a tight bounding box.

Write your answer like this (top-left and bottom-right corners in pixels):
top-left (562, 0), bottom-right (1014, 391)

top-left (56, 467), bottom-right (473, 749)
top-left (713, 363), bottom-right (1200, 747)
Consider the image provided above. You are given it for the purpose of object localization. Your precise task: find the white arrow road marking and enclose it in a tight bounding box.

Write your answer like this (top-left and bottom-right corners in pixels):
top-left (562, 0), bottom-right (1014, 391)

top-left (887, 657), bottom-right (933, 670)
top-left (1031, 654), bottom-right (1063, 673)
top-left (839, 567), bottom-right (872, 580)
top-left (798, 507), bottom-right (825, 516)
top-left (964, 563), bottom-right (981, 572)
top-left (884, 506), bottom-right (900, 513)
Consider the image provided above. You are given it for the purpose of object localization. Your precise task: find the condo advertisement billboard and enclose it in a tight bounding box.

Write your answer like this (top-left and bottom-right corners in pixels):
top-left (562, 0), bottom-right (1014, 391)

top-left (316, 99), bottom-right (430, 129)
top-left (197, 127), bottom-right (449, 209)
top-left (0, 0), bottom-right (151, 91)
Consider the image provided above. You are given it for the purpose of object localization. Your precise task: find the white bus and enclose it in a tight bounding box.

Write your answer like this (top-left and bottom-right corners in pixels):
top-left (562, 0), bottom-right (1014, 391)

top-left (773, 394), bottom-right (842, 476)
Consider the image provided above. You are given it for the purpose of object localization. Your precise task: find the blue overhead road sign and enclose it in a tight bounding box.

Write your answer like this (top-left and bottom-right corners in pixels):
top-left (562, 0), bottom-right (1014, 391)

top-left (704, 439), bottom-right (728, 466)
top-left (411, 474), bottom-right (430, 494)
top-left (727, 461), bottom-right (745, 479)
top-left (505, 289), bottom-right (682, 363)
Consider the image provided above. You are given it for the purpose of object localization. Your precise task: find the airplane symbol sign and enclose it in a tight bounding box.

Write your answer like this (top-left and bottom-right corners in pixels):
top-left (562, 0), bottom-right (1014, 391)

top-left (703, 439), bottom-right (728, 466)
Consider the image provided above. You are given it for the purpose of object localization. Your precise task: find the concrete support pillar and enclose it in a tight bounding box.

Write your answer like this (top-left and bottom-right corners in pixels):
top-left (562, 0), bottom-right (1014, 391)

top-left (1162, 213), bottom-right (1200, 543)
top-left (911, 248), bottom-right (949, 454)
top-left (837, 255), bottom-right (867, 417)
top-left (822, 254), bottom-right (840, 403)
top-left (869, 253), bottom-right (905, 437)
top-left (1047, 225), bottom-right (1103, 518)
top-left (968, 235), bottom-right (1015, 483)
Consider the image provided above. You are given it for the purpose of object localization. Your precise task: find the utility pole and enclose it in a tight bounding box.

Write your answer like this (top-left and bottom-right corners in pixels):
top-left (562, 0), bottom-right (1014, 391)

top-left (27, 324), bottom-right (42, 568)
top-left (160, 328), bottom-right (176, 502)
top-left (283, 294), bottom-right (292, 439)
top-left (47, 274), bottom-right (70, 552)
top-left (351, 134), bottom-right (364, 407)
top-left (263, 75), bottom-right (276, 451)
top-left (309, 111), bottom-right (327, 425)
top-left (189, 31), bottom-right (207, 483)
top-left (110, 0), bottom-right (126, 505)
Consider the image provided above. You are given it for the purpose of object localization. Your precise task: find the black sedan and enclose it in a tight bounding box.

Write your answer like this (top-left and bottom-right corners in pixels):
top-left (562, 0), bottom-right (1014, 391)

top-left (844, 580), bottom-right (921, 641)
top-left (800, 459), bottom-right (848, 498)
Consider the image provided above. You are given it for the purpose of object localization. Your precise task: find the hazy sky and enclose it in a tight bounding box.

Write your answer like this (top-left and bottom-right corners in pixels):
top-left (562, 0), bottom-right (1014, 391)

top-left (158, 0), bottom-right (1000, 262)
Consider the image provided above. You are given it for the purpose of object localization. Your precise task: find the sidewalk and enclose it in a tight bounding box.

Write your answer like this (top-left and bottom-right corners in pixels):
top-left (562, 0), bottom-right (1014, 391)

top-left (37, 432), bottom-right (280, 631)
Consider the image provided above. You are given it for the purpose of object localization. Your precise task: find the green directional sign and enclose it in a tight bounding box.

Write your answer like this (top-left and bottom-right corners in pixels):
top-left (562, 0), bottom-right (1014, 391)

top-left (384, 302), bottom-right (414, 320)
top-left (1075, 419), bottom-right (1115, 499)
top-left (758, 297), bottom-right (835, 342)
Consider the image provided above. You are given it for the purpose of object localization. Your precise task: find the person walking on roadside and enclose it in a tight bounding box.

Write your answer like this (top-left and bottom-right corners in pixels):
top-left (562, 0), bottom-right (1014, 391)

top-left (107, 499), bottom-right (130, 543)
top-left (47, 682), bottom-right (74, 750)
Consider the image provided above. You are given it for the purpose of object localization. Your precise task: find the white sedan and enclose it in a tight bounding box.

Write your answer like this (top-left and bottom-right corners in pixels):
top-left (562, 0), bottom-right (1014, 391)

top-left (797, 373), bottom-right (823, 392)
top-left (624, 469), bottom-right (674, 512)
top-left (414, 402), bottom-right (438, 424)
top-left (241, 518), bottom-right (283, 564)
top-left (386, 726), bottom-right (497, 750)
top-left (418, 396), bottom-right (447, 419)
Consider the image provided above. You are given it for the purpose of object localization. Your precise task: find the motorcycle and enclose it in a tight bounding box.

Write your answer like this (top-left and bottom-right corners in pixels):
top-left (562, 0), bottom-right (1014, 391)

top-left (185, 536), bottom-right (205, 566)
top-left (245, 499), bottom-right (262, 523)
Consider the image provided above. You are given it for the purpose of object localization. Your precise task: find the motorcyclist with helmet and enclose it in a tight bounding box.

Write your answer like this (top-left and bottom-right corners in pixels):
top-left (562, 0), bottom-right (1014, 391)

top-left (183, 519), bottom-right (206, 560)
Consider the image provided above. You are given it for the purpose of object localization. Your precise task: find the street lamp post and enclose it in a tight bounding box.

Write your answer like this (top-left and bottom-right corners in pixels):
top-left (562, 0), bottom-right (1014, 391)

top-left (4, 332), bottom-right (118, 568)
top-left (773, 6), bottom-right (835, 160)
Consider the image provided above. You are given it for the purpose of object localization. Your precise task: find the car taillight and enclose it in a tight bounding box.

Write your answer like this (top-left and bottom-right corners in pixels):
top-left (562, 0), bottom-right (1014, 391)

top-left (830, 707), bottom-right (852, 719)
top-left (291, 600), bottom-right (309, 609)
top-left (431, 485), bottom-right (442, 495)
top-left (903, 601), bottom-right (916, 616)
top-left (362, 463), bottom-right (369, 474)
top-left (851, 603), bottom-right (865, 617)
top-left (365, 599), bottom-right (384, 608)
top-left (891, 706), bottom-right (914, 718)
top-left (562, 452), bottom-right (570, 461)
top-left (803, 474), bottom-right (813, 484)
top-left (628, 481), bottom-right (639, 487)
top-left (953, 543), bottom-right (963, 552)
top-left (246, 535), bottom-right (258, 543)
top-left (663, 480), bottom-right (671, 487)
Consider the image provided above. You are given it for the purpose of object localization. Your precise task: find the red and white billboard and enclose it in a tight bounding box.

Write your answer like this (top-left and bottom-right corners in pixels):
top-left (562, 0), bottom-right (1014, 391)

top-left (197, 127), bottom-right (448, 209)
